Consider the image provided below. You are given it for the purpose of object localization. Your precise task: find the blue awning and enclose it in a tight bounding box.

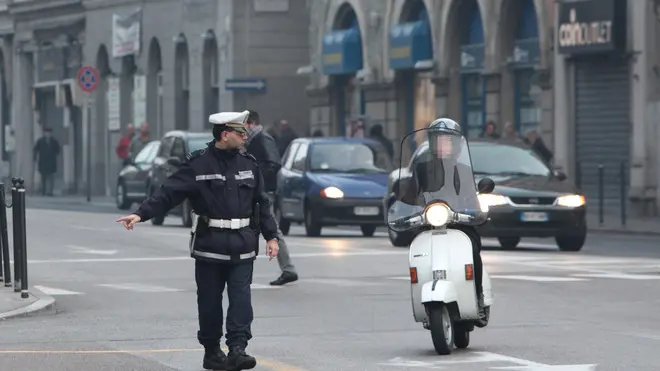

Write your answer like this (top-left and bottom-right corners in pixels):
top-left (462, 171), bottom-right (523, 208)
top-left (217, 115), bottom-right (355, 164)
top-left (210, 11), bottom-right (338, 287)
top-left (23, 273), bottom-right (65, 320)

top-left (321, 27), bottom-right (363, 75)
top-left (389, 21), bottom-right (432, 70)
top-left (512, 38), bottom-right (540, 67)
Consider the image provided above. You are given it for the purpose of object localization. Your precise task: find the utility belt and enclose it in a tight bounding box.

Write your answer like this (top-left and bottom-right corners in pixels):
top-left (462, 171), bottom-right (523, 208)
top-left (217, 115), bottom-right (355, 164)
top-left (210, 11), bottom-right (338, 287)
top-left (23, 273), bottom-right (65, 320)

top-left (191, 212), bottom-right (251, 234)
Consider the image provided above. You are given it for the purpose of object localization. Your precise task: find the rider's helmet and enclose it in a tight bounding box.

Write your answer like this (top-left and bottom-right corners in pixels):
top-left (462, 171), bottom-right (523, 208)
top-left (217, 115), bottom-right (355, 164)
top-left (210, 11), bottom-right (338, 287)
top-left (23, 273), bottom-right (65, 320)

top-left (427, 118), bottom-right (463, 160)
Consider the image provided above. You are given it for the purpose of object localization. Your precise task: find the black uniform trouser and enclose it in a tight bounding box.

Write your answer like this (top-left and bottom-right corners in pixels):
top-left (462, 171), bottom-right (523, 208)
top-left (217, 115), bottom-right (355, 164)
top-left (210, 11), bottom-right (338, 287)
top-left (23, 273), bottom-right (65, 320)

top-left (195, 259), bottom-right (254, 349)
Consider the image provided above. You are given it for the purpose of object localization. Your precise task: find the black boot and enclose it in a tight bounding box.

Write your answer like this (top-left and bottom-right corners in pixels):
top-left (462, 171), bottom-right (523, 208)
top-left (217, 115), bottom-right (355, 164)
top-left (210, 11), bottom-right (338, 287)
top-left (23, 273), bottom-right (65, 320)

top-left (226, 347), bottom-right (257, 370)
top-left (202, 346), bottom-right (227, 370)
top-left (270, 271), bottom-right (298, 286)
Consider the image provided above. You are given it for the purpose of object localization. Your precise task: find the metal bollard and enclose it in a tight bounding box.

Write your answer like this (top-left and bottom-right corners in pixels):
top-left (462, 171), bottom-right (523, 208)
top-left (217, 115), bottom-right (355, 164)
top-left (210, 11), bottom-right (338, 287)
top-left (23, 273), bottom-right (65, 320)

top-left (598, 165), bottom-right (604, 225)
top-left (0, 182), bottom-right (10, 287)
top-left (11, 178), bottom-right (21, 292)
top-left (620, 161), bottom-right (626, 226)
top-left (16, 179), bottom-right (28, 299)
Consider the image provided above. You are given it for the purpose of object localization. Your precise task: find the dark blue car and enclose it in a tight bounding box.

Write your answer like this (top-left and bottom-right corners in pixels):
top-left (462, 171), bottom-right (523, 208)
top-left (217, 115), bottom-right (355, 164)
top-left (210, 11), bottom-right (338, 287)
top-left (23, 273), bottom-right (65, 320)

top-left (275, 137), bottom-right (393, 237)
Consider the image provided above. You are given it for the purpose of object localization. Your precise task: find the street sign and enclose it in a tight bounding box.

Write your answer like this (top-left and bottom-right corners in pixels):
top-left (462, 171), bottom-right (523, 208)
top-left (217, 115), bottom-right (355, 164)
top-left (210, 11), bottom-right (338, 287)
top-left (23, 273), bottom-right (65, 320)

top-left (224, 78), bottom-right (267, 92)
top-left (78, 66), bottom-right (100, 93)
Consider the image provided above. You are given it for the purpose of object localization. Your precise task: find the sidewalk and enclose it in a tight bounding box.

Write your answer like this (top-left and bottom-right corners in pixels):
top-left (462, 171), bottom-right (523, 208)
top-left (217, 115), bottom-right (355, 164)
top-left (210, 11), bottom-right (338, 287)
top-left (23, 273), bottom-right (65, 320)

top-left (0, 285), bottom-right (56, 321)
top-left (587, 212), bottom-right (660, 235)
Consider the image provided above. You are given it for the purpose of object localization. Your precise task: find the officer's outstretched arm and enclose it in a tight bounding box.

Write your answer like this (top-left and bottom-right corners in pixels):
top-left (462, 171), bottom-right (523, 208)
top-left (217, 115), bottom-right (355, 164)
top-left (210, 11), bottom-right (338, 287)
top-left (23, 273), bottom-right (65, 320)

top-left (255, 169), bottom-right (279, 241)
top-left (134, 162), bottom-right (197, 222)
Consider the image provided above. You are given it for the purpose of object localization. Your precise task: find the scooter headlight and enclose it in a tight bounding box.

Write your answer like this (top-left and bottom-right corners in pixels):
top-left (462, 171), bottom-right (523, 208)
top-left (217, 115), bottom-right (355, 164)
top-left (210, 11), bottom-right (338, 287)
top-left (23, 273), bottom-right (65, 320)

top-left (424, 203), bottom-right (451, 227)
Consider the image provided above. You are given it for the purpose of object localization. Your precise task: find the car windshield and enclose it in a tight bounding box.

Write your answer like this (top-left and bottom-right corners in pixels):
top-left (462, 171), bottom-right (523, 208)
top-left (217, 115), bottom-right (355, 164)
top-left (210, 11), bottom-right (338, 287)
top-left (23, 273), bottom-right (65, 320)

top-left (309, 142), bottom-right (393, 173)
top-left (470, 142), bottom-right (551, 177)
top-left (187, 137), bottom-right (213, 152)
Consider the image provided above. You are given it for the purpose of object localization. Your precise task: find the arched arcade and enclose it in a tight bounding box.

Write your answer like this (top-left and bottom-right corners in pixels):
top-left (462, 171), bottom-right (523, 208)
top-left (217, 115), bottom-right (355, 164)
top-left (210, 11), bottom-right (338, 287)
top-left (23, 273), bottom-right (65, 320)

top-left (320, 3), bottom-right (365, 136)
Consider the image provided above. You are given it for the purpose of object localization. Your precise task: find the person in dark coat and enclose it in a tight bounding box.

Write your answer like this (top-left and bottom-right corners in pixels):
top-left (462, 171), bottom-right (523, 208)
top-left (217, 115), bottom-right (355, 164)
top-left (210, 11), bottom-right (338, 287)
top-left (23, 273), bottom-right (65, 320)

top-left (275, 119), bottom-right (297, 156)
top-left (33, 127), bottom-right (60, 196)
top-left (368, 124), bottom-right (394, 158)
top-left (524, 129), bottom-right (554, 164)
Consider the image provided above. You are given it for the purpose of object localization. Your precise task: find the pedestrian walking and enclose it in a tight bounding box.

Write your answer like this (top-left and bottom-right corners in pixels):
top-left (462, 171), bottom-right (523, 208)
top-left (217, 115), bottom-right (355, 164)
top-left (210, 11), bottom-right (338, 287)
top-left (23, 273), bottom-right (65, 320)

top-left (244, 109), bottom-right (299, 286)
top-left (116, 110), bottom-right (280, 371)
top-left (33, 127), bottom-right (60, 196)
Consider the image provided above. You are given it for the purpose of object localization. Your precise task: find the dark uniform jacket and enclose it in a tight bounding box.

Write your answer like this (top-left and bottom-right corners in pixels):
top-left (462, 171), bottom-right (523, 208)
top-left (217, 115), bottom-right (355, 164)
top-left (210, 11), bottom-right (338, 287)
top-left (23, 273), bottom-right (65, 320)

top-left (133, 144), bottom-right (279, 263)
top-left (245, 131), bottom-right (281, 193)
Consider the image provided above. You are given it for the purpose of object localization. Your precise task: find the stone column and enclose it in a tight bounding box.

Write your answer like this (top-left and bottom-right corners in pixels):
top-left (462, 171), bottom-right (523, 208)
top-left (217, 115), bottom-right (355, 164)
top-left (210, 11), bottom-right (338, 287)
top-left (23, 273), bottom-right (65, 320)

top-left (482, 72), bottom-right (501, 125)
top-left (11, 51), bottom-right (34, 189)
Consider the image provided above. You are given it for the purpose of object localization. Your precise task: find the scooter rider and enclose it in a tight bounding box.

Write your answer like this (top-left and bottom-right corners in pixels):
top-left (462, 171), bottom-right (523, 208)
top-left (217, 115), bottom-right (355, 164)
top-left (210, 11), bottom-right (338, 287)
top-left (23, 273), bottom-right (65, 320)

top-left (409, 118), bottom-right (486, 318)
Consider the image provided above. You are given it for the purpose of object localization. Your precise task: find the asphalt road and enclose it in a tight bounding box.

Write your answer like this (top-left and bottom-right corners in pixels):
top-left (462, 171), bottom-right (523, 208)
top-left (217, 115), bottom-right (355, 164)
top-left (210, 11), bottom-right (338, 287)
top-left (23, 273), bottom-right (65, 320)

top-left (1, 207), bottom-right (660, 371)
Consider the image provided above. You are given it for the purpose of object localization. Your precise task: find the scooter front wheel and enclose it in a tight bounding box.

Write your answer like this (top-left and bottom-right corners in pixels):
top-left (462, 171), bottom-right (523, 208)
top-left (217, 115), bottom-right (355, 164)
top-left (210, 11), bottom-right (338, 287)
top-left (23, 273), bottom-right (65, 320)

top-left (428, 304), bottom-right (453, 355)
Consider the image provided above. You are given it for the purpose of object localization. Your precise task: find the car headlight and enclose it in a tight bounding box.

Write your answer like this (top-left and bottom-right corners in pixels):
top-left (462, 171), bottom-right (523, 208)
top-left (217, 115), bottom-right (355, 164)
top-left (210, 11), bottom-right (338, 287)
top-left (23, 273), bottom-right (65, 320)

top-left (425, 203), bottom-right (451, 227)
top-left (477, 194), bottom-right (508, 212)
top-left (320, 186), bottom-right (344, 199)
top-left (556, 194), bottom-right (585, 207)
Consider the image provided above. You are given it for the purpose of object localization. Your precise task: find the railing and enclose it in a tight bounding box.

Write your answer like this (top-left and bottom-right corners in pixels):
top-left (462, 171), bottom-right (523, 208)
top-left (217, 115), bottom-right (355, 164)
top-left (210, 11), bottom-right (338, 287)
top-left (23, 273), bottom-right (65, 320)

top-left (0, 178), bottom-right (29, 299)
top-left (576, 161), bottom-right (627, 227)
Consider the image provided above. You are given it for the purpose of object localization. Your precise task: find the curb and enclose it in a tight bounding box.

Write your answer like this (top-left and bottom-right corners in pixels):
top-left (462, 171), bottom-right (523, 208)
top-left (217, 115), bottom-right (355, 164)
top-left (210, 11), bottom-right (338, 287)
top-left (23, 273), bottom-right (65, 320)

top-left (0, 286), bottom-right (56, 321)
top-left (588, 227), bottom-right (660, 236)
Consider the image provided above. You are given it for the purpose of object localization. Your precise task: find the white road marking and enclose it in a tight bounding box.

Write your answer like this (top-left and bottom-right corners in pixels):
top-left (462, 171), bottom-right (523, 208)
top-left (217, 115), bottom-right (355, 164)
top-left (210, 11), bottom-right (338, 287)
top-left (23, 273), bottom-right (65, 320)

top-left (67, 245), bottom-right (118, 255)
top-left (304, 278), bottom-right (382, 287)
top-left (20, 250), bottom-right (408, 265)
top-left (379, 351), bottom-right (558, 368)
top-left (572, 273), bottom-right (660, 280)
top-left (481, 238), bottom-right (557, 249)
top-left (491, 275), bottom-right (588, 282)
top-left (34, 285), bottom-right (84, 296)
top-left (250, 283), bottom-right (281, 289)
top-left (491, 365), bottom-right (597, 370)
top-left (97, 283), bottom-right (184, 293)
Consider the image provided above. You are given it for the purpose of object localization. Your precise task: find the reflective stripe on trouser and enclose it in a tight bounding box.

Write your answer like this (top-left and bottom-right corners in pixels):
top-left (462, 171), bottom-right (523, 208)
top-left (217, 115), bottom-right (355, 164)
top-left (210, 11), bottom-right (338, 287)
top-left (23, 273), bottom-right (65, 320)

top-left (267, 193), bottom-right (296, 274)
top-left (192, 249), bottom-right (256, 261)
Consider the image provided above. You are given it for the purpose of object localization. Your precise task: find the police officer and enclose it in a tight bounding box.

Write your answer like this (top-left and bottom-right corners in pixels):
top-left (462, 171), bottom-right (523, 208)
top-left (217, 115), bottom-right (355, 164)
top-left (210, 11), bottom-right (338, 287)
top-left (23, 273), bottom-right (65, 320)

top-left (244, 109), bottom-right (298, 286)
top-left (116, 110), bottom-right (280, 371)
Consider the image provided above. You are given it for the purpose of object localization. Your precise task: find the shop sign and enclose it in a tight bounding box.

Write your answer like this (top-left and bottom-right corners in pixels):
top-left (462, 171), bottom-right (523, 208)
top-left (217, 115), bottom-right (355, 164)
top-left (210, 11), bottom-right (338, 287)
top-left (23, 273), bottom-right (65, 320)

top-left (557, 0), bottom-right (624, 55)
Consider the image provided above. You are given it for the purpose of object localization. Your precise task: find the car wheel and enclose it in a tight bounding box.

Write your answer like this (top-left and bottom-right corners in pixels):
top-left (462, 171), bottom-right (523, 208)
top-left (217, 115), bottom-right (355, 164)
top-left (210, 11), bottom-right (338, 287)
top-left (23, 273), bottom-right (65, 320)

top-left (498, 237), bottom-right (520, 250)
top-left (304, 203), bottom-right (322, 237)
top-left (181, 199), bottom-right (193, 228)
top-left (360, 225), bottom-right (376, 237)
top-left (116, 181), bottom-right (132, 210)
top-left (388, 228), bottom-right (414, 247)
top-left (555, 229), bottom-right (586, 252)
top-left (275, 205), bottom-right (290, 236)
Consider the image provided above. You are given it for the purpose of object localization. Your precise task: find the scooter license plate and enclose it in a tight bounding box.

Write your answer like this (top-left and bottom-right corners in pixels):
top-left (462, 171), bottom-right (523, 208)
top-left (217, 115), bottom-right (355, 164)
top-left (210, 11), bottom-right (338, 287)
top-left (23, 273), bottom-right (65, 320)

top-left (520, 212), bottom-right (548, 222)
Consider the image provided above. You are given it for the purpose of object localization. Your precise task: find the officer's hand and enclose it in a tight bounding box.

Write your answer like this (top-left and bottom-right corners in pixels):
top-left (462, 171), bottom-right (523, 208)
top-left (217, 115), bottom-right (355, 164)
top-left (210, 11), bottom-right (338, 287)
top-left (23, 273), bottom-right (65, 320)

top-left (116, 214), bottom-right (141, 230)
top-left (266, 239), bottom-right (279, 261)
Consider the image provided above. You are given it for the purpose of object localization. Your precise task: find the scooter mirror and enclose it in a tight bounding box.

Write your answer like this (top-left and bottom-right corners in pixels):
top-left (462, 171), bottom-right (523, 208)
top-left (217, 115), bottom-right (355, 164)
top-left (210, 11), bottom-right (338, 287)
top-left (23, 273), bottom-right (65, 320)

top-left (477, 177), bottom-right (495, 194)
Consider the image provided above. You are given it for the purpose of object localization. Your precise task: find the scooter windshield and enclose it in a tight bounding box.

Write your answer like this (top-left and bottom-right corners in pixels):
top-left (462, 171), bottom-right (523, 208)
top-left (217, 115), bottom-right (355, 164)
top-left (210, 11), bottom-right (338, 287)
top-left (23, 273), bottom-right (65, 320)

top-left (386, 128), bottom-right (487, 232)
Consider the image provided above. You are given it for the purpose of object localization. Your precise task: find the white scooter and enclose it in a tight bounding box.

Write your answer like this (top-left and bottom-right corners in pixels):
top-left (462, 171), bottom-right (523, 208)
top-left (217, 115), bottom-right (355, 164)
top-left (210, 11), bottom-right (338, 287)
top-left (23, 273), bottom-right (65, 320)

top-left (387, 127), bottom-right (496, 355)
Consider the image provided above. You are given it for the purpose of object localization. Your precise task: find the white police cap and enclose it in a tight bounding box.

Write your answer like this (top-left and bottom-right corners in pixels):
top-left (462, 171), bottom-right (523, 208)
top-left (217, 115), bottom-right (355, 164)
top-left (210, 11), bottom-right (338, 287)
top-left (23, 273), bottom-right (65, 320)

top-left (209, 110), bottom-right (250, 126)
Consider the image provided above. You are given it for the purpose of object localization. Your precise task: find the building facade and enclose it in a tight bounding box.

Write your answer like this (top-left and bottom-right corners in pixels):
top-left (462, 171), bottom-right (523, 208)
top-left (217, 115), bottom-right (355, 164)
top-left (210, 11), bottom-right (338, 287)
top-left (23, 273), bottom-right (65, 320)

top-left (1, 0), bottom-right (310, 196)
top-left (553, 0), bottom-right (659, 216)
top-left (305, 0), bottom-right (660, 216)
top-left (305, 0), bottom-right (554, 162)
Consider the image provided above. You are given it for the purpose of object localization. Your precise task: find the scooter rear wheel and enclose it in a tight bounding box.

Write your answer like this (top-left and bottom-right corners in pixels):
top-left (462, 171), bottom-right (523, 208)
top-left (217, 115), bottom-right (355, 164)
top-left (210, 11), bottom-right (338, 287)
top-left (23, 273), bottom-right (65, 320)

top-left (454, 326), bottom-right (470, 349)
top-left (429, 304), bottom-right (453, 355)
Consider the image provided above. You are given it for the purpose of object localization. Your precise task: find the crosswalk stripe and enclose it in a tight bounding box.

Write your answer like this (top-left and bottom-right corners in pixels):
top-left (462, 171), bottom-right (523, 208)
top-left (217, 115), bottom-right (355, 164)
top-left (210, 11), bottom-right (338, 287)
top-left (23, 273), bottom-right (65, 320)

top-left (572, 273), bottom-right (660, 280)
top-left (490, 275), bottom-right (588, 282)
top-left (34, 285), bottom-right (84, 295)
top-left (97, 283), bottom-right (184, 292)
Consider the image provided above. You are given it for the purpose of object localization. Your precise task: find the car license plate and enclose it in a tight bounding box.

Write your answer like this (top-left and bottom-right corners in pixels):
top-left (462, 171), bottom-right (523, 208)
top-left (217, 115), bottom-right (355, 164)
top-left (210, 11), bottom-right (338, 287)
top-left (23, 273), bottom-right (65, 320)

top-left (520, 212), bottom-right (548, 222)
top-left (354, 206), bottom-right (379, 216)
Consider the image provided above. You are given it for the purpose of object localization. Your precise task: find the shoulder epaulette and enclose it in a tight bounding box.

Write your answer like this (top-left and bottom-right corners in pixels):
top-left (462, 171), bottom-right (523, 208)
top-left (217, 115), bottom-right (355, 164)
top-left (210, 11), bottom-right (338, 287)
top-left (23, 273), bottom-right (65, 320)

top-left (186, 148), bottom-right (207, 161)
top-left (239, 150), bottom-right (258, 163)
